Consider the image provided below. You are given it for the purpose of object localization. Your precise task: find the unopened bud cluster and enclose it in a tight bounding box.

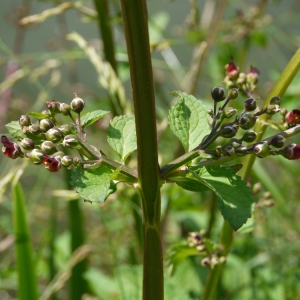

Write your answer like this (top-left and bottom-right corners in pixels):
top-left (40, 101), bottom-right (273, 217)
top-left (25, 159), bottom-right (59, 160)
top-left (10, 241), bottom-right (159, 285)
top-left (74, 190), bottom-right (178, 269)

top-left (187, 230), bottom-right (226, 270)
top-left (1, 95), bottom-right (87, 172)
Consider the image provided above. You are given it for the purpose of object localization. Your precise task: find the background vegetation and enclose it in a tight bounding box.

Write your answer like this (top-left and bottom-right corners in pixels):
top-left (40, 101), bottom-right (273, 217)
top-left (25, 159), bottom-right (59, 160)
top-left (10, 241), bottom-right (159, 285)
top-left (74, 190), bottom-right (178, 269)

top-left (1, 0), bottom-right (300, 299)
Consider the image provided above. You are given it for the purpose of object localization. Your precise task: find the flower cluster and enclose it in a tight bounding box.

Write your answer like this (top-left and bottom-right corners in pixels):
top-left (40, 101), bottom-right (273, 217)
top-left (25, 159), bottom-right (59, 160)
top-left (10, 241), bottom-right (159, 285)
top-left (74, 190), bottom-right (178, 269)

top-left (1, 95), bottom-right (87, 172)
top-left (187, 231), bottom-right (226, 269)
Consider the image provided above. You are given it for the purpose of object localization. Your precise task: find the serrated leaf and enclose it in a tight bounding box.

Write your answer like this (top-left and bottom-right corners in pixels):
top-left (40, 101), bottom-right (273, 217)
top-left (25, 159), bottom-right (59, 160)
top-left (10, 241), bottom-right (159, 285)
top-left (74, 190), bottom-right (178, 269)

top-left (172, 176), bottom-right (209, 192)
top-left (70, 166), bottom-right (115, 203)
top-left (189, 165), bottom-right (255, 231)
top-left (28, 112), bottom-right (51, 119)
top-left (168, 91), bottom-right (211, 152)
top-left (107, 115), bottom-right (137, 162)
top-left (5, 121), bottom-right (26, 140)
top-left (80, 110), bottom-right (110, 128)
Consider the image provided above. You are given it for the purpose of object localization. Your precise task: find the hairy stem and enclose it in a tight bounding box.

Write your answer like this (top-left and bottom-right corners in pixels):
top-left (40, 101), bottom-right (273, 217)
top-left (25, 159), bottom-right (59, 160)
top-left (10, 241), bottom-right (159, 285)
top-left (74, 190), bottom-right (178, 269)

top-left (119, 1), bottom-right (163, 299)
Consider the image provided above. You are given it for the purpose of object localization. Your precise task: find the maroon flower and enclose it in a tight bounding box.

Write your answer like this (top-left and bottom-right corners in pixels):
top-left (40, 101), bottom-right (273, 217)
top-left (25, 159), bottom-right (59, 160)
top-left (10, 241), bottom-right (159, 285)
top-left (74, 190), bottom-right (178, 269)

top-left (285, 110), bottom-right (300, 126)
top-left (225, 58), bottom-right (240, 80)
top-left (43, 155), bottom-right (61, 172)
top-left (282, 144), bottom-right (300, 160)
top-left (1, 135), bottom-right (22, 159)
top-left (246, 66), bottom-right (260, 84)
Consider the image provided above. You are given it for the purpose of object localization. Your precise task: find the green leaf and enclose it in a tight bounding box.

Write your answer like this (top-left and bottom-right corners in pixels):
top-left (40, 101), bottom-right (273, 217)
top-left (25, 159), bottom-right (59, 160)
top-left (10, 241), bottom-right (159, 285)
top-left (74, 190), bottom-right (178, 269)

top-left (70, 166), bottom-right (115, 203)
top-left (5, 121), bottom-right (26, 140)
top-left (28, 111), bottom-right (51, 119)
top-left (80, 110), bottom-right (110, 128)
top-left (189, 165), bottom-right (255, 231)
top-left (107, 115), bottom-right (137, 162)
top-left (172, 176), bottom-right (209, 192)
top-left (168, 91), bottom-right (211, 152)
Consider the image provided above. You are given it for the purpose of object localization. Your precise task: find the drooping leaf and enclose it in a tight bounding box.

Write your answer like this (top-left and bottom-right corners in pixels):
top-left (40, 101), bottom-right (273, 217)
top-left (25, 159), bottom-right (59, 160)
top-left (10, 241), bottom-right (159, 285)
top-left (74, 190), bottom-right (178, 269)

top-left (168, 91), bottom-right (211, 152)
top-left (70, 166), bottom-right (115, 203)
top-left (80, 110), bottom-right (110, 128)
top-left (189, 165), bottom-right (255, 230)
top-left (107, 115), bottom-right (137, 162)
top-left (28, 111), bottom-right (51, 119)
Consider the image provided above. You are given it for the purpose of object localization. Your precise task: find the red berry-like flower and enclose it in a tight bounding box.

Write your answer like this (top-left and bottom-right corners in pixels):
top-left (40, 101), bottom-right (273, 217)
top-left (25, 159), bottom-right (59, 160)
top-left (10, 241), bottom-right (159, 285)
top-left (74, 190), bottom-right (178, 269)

top-left (43, 156), bottom-right (61, 172)
top-left (285, 110), bottom-right (300, 126)
top-left (1, 135), bottom-right (22, 159)
top-left (225, 58), bottom-right (240, 80)
top-left (282, 144), bottom-right (300, 160)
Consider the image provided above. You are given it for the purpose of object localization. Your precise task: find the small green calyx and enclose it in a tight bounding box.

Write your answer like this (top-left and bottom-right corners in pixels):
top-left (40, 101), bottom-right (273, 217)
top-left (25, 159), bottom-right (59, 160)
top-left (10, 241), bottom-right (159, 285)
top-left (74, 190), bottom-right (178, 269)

top-left (45, 128), bottom-right (63, 143)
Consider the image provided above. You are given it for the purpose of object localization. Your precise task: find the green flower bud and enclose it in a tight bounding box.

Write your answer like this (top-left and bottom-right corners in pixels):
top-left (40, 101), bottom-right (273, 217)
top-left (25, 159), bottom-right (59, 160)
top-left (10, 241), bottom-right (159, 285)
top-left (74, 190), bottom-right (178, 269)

top-left (58, 124), bottom-right (73, 135)
top-left (46, 101), bottom-right (60, 114)
top-left (28, 124), bottom-right (41, 135)
top-left (29, 149), bottom-right (45, 164)
top-left (239, 113), bottom-right (257, 130)
top-left (201, 258), bottom-right (211, 268)
top-left (20, 138), bottom-right (35, 150)
top-left (224, 107), bottom-right (237, 118)
top-left (59, 103), bottom-right (71, 115)
top-left (222, 145), bottom-right (235, 156)
top-left (62, 134), bottom-right (81, 149)
top-left (280, 108), bottom-right (287, 116)
top-left (253, 142), bottom-right (270, 158)
top-left (70, 95), bottom-right (85, 113)
top-left (207, 109), bottom-right (213, 117)
top-left (266, 104), bottom-right (280, 115)
top-left (220, 123), bottom-right (238, 138)
top-left (22, 126), bottom-right (30, 134)
top-left (19, 115), bottom-right (31, 127)
top-left (270, 96), bottom-right (281, 105)
top-left (244, 98), bottom-right (257, 112)
top-left (40, 118), bottom-right (54, 132)
top-left (61, 155), bottom-right (74, 167)
top-left (52, 151), bottom-right (65, 159)
top-left (270, 135), bottom-right (286, 148)
top-left (211, 86), bottom-right (226, 102)
top-left (228, 88), bottom-right (239, 100)
top-left (236, 73), bottom-right (246, 85)
top-left (41, 141), bottom-right (57, 155)
top-left (242, 131), bottom-right (257, 143)
top-left (45, 128), bottom-right (63, 143)
top-left (231, 138), bottom-right (242, 148)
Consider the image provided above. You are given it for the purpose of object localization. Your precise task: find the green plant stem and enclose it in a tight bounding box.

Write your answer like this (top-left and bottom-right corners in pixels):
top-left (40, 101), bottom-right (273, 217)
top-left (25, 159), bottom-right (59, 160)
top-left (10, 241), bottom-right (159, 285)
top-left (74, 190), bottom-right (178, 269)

top-left (201, 48), bottom-right (300, 300)
top-left (119, 1), bottom-right (163, 299)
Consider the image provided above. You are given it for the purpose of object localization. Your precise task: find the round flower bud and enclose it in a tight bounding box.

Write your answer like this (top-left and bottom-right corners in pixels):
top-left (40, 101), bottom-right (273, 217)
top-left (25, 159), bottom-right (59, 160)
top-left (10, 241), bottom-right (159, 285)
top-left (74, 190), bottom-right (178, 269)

top-left (211, 86), bottom-right (226, 102)
top-left (266, 104), bottom-right (280, 115)
top-left (1, 136), bottom-right (22, 159)
top-left (231, 138), bottom-right (242, 149)
top-left (61, 155), bottom-right (74, 167)
top-left (253, 142), bottom-right (270, 158)
top-left (62, 135), bottom-right (81, 149)
top-left (239, 113), bottom-right (257, 130)
top-left (19, 115), bottom-right (31, 127)
top-left (41, 141), bottom-right (57, 155)
top-left (270, 96), bottom-right (281, 105)
top-left (58, 124), bottom-right (73, 135)
top-left (236, 73), bottom-right (246, 85)
top-left (270, 135), bottom-right (286, 148)
top-left (28, 124), bottom-right (41, 135)
top-left (40, 118), bottom-right (54, 132)
top-left (224, 107), bottom-right (237, 118)
top-left (201, 257), bottom-right (211, 268)
top-left (242, 131), bottom-right (257, 143)
top-left (45, 128), bottom-right (63, 143)
top-left (43, 156), bottom-right (61, 172)
top-left (46, 101), bottom-right (60, 114)
top-left (281, 143), bottom-right (300, 160)
top-left (59, 103), bottom-right (71, 115)
top-left (222, 145), bottom-right (235, 156)
top-left (29, 149), bottom-right (45, 164)
top-left (20, 138), bottom-right (35, 150)
top-left (207, 109), bottom-right (213, 117)
top-left (52, 151), bottom-right (65, 159)
top-left (70, 95), bottom-right (85, 113)
top-left (228, 88), bottom-right (239, 100)
top-left (246, 66), bottom-right (260, 84)
top-left (244, 98), bottom-right (257, 112)
top-left (280, 108), bottom-right (287, 116)
top-left (219, 123), bottom-right (238, 138)
top-left (22, 126), bottom-right (30, 135)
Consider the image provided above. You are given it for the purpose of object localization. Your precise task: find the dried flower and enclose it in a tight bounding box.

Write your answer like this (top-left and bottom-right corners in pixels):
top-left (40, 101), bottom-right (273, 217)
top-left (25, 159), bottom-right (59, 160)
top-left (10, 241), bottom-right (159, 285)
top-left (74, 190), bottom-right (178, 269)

top-left (285, 110), bottom-right (300, 126)
top-left (225, 58), bottom-right (240, 80)
top-left (43, 156), bottom-right (61, 172)
top-left (281, 144), bottom-right (300, 160)
top-left (1, 136), bottom-right (22, 159)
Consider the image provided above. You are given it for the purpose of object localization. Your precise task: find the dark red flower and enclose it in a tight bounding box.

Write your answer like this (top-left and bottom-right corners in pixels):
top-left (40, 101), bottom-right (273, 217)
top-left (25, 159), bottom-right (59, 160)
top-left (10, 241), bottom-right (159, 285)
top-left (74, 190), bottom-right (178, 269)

top-left (225, 57), bottom-right (240, 80)
top-left (1, 135), bottom-right (21, 159)
top-left (43, 155), bottom-right (61, 172)
top-left (285, 110), bottom-right (300, 126)
top-left (282, 144), bottom-right (300, 160)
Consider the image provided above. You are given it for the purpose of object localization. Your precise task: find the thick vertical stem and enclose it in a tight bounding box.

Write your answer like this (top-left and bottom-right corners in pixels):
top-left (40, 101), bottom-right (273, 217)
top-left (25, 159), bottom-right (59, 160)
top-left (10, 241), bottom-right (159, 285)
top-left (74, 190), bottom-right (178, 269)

top-left (119, 1), bottom-right (163, 300)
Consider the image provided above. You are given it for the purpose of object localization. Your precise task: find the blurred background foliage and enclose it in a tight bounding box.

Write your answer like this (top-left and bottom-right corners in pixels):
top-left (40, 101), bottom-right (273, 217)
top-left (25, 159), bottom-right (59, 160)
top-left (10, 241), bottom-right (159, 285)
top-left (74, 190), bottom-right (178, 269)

top-left (0, 0), bottom-right (300, 299)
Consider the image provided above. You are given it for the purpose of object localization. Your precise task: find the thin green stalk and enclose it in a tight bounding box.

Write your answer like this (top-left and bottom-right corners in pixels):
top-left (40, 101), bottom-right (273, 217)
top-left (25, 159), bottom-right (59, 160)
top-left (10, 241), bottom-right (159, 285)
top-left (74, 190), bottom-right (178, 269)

top-left (119, 1), bottom-right (163, 300)
top-left (12, 181), bottom-right (38, 300)
top-left (201, 48), bottom-right (300, 300)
